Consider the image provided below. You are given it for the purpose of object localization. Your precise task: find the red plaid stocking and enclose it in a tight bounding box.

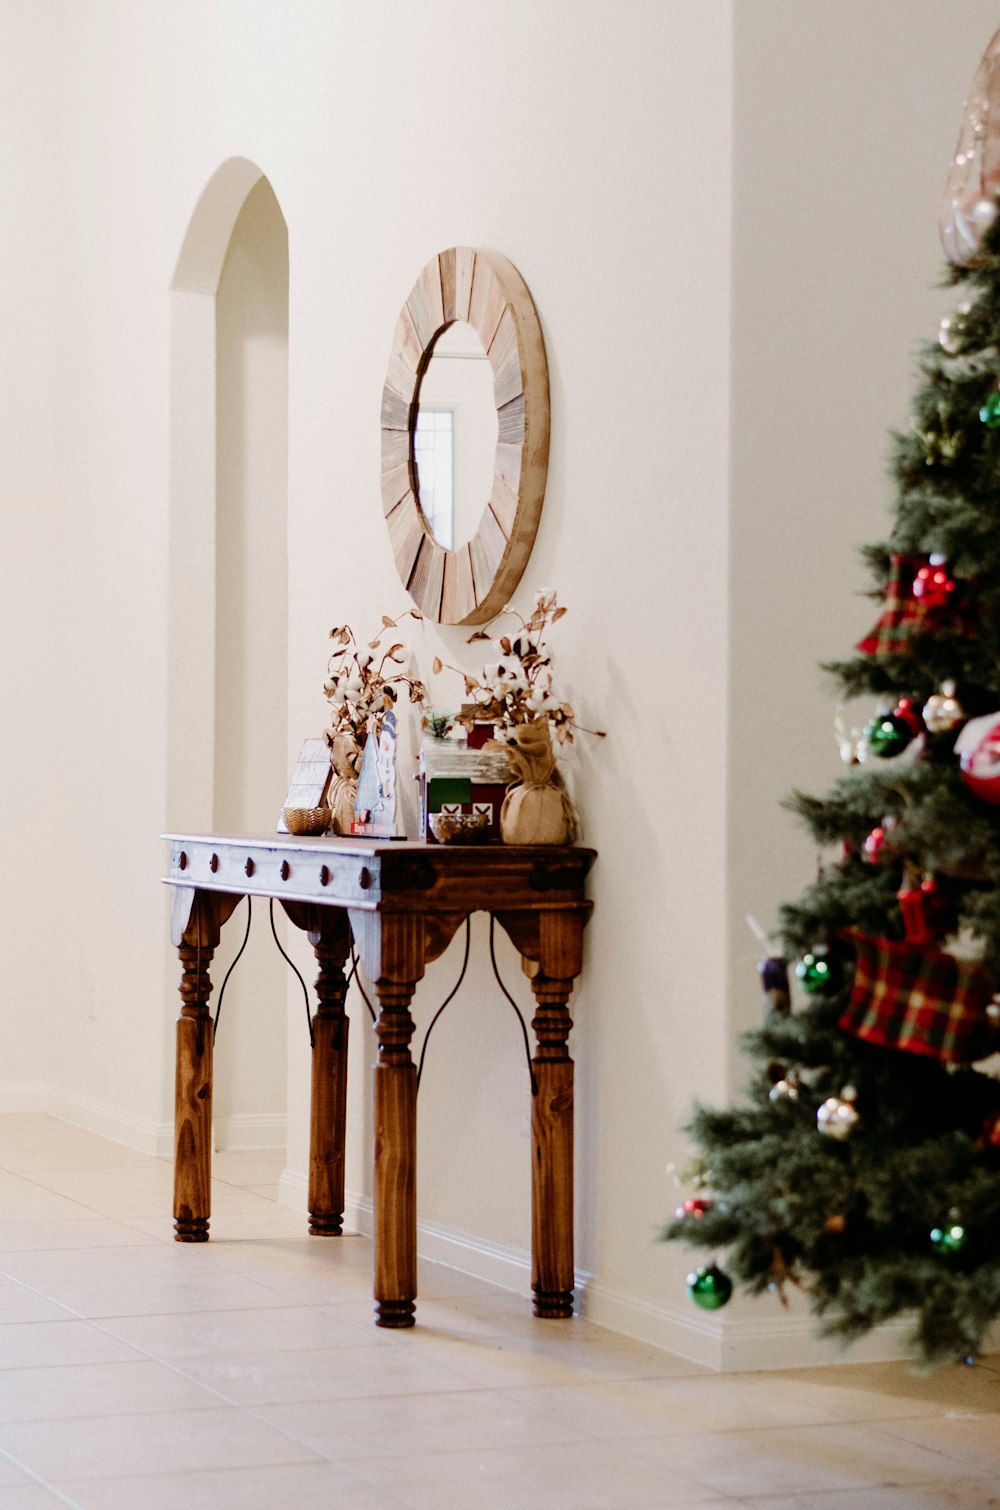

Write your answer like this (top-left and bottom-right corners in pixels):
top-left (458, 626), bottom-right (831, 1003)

top-left (855, 554), bottom-right (972, 656)
top-left (839, 929), bottom-right (996, 1063)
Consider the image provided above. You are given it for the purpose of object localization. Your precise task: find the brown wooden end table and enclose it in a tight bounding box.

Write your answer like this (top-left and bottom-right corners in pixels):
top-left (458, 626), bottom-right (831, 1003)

top-left (163, 833), bottom-right (594, 1328)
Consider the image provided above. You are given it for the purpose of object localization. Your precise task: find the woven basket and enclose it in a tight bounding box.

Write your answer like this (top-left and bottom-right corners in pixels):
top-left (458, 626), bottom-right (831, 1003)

top-left (428, 811), bottom-right (490, 845)
top-left (282, 806), bottom-right (332, 836)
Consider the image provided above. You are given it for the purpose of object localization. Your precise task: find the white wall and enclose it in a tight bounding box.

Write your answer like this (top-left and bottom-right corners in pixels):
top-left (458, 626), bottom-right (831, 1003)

top-left (0, 5), bottom-right (65, 1102)
top-left (1, 0), bottom-right (995, 1366)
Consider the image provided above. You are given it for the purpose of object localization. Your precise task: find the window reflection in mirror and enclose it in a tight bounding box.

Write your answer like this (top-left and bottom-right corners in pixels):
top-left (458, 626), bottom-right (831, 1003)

top-left (412, 320), bottom-right (497, 550)
top-left (412, 408), bottom-right (455, 548)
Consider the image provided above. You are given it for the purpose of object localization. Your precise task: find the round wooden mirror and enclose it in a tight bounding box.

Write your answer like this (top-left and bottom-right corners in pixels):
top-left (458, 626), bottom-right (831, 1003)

top-left (380, 247), bottom-right (550, 625)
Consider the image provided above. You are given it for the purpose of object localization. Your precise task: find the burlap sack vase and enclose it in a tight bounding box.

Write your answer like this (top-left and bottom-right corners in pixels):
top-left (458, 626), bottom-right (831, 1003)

top-left (489, 721), bottom-right (578, 846)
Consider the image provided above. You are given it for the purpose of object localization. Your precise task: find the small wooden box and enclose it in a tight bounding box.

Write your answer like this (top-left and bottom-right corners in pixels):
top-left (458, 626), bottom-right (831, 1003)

top-left (418, 737), bottom-right (511, 843)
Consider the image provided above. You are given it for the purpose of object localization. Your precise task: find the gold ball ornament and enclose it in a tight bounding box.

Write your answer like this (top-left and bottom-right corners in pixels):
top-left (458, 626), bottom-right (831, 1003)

top-left (922, 680), bottom-right (965, 735)
top-left (913, 417), bottom-right (963, 467)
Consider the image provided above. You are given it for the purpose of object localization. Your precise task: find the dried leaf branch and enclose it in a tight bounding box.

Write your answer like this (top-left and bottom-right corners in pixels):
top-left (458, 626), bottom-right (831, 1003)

top-left (432, 591), bottom-right (605, 746)
top-left (324, 609), bottom-right (426, 746)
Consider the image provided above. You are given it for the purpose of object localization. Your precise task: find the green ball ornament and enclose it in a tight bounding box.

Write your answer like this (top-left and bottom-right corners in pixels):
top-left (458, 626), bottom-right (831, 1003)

top-left (930, 1220), bottom-right (967, 1255)
top-left (795, 949), bottom-right (841, 996)
top-left (686, 1264), bottom-right (733, 1310)
top-left (980, 391), bottom-right (1000, 429)
top-left (862, 713), bottom-right (914, 759)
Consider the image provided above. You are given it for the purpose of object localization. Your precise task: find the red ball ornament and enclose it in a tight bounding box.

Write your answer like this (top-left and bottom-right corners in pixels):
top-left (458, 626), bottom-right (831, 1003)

top-left (863, 828), bottom-right (886, 862)
top-left (956, 712), bottom-right (1000, 806)
top-left (892, 697), bottom-right (924, 736)
top-left (912, 559), bottom-right (956, 610)
top-left (674, 1197), bottom-right (712, 1221)
top-left (863, 815), bottom-right (898, 864)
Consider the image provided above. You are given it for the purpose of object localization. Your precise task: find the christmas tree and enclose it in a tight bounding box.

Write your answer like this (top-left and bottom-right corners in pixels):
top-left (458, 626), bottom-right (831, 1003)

top-left (666, 52), bottom-right (1000, 1367)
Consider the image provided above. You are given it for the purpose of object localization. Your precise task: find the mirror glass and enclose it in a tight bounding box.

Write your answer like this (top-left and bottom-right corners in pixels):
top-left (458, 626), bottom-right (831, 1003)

top-left (411, 321), bottom-right (498, 550)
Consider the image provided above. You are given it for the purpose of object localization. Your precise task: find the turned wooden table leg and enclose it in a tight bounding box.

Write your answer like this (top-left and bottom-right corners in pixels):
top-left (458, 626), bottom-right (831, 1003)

top-left (171, 890), bottom-right (239, 1242)
top-left (307, 912), bottom-right (352, 1235)
top-left (529, 974), bottom-right (576, 1317)
top-left (348, 909), bottom-right (427, 1330)
top-left (174, 937), bottom-right (214, 1241)
top-left (372, 977), bottom-right (418, 1327)
top-left (497, 904), bottom-right (588, 1322)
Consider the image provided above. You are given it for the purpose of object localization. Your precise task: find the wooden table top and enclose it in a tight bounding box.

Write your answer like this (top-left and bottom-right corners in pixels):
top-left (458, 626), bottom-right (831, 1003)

top-left (163, 832), bottom-right (596, 913)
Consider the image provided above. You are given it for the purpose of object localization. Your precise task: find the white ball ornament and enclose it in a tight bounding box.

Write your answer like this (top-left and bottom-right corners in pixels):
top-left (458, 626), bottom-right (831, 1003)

top-left (954, 193), bottom-right (1000, 260)
top-left (938, 315), bottom-right (960, 355)
top-left (937, 303), bottom-right (972, 355)
top-left (922, 680), bottom-right (965, 735)
top-left (769, 1078), bottom-right (799, 1103)
top-left (817, 1088), bottom-right (860, 1140)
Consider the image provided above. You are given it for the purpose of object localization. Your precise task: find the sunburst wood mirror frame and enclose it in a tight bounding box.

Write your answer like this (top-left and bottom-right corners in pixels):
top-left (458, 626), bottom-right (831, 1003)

top-left (380, 247), bottom-right (550, 625)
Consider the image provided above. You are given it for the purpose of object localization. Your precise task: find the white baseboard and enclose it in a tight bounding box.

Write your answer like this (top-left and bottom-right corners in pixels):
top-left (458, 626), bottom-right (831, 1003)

top-left (579, 1275), bottom-right (1000, 1371)
top-left (345, 1190), bottom-right (538, 1295)
top-left (278, 1167), bottom-right (308, 1211)
top-left (0, 1081), bottom-right (47, 1114)
top-left (0, 1084), bottom-right (285, 1162)
top-left (277, 1180), bottom-right (538, 1292)
top-left (0, 1082), bottom-right (165, 1156)
top-left (212, 1112), bottom-right (286, 1151)
top-left (578, 1274), bottom-right (730, 1367)
top-left (322, 1186), bottom-right (987, 1372)
top-left (577, 1274), bottom-right (920, 1370)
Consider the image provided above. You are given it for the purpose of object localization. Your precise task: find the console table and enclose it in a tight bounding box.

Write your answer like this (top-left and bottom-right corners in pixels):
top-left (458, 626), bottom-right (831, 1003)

top-left (163, 833), bottom-right (594, 1327)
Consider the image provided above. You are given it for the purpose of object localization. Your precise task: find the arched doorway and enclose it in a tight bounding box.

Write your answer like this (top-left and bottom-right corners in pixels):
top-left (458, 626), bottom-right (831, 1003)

top-left (168, 159), bottom-right (289, 1151)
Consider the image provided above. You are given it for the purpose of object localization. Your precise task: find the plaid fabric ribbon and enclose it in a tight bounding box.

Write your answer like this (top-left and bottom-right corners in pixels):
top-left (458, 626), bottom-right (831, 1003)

top-left (839, 928), bottom-right (995, 1063)
top-left (855, 554), bottom-right (971, 656)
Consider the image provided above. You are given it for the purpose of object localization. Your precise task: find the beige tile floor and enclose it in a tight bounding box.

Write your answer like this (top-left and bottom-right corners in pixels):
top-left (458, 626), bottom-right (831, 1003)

top-left (0, 1116), bottom-right (998, 1510)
